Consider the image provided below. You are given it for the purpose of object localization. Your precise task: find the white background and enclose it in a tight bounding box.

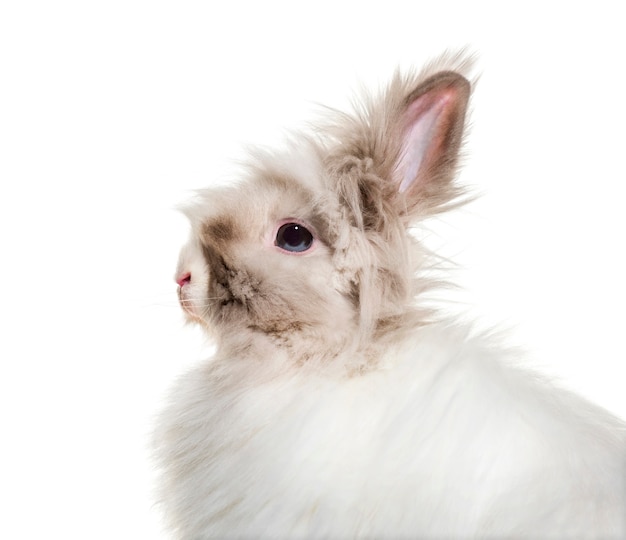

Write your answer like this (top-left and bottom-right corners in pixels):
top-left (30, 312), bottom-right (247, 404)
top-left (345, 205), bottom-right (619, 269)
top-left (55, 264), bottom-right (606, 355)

top-left (1, 1), bottom-right (625, 538)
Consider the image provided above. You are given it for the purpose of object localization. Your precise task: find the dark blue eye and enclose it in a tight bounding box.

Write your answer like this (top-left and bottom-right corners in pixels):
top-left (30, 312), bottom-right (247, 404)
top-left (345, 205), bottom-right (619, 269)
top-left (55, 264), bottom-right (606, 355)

top-left (275, 223), bottom-right (314, 253)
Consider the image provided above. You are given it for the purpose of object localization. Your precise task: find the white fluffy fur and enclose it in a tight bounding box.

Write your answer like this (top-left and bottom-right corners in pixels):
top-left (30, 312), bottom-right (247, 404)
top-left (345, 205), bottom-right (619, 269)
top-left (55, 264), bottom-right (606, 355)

top-left (155, 53), bottom-right (626, 539)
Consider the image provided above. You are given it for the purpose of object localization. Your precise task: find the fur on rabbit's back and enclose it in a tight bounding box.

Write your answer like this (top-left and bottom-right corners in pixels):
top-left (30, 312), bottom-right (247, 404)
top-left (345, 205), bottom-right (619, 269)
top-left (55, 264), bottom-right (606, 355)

top-left (155, 52), bottom-right (626, 538)
top-left (156, 323), bottom-right (624, 538)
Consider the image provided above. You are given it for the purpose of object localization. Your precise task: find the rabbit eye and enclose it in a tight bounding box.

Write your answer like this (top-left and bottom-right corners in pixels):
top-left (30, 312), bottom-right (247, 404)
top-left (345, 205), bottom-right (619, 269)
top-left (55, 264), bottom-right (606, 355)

top-left (275, 223), bottom-right (313, 253)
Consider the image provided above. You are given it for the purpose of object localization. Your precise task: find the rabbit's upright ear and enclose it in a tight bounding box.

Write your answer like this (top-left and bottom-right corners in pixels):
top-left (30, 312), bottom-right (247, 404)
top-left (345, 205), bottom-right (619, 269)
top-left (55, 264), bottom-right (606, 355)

top-left (393, 71), bottom-right (470, 215)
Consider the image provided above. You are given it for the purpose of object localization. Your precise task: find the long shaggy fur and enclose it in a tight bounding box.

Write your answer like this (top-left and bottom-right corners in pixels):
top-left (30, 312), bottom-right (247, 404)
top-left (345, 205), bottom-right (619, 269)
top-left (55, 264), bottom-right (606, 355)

top-left (154, 52), bottom-right (626, 539)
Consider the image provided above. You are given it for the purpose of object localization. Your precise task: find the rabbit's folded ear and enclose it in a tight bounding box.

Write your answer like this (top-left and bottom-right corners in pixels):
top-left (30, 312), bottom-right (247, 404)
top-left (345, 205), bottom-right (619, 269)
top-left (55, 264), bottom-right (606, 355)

top-left (393, 71), bottom-right (470, 214)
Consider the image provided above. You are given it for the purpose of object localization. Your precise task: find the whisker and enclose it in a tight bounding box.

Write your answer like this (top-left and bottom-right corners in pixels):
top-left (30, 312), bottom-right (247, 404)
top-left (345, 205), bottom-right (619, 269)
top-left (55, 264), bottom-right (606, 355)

top-left (137, 302), bottom-right (182, 309)
top-left (128, 293), bottom-right (179, 303)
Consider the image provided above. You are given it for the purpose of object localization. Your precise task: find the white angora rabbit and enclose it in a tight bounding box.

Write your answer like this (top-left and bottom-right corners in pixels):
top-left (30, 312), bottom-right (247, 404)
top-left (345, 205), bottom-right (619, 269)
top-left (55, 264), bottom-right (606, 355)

top-left (154, 53), bottom-right (625, 539)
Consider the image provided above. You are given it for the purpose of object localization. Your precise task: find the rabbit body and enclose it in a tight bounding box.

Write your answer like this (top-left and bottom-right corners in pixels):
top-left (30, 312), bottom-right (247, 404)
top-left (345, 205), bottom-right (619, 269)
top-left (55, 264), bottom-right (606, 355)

top-left (155, 54), bottom-right (626, 538)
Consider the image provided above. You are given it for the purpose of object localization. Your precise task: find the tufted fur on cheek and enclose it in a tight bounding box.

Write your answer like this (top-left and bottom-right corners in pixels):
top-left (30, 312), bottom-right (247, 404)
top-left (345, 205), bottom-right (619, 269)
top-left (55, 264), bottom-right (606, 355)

top-left (322, 52), bottom-right (473, 345)
top-left (178, 165), bottom-right (363, 367)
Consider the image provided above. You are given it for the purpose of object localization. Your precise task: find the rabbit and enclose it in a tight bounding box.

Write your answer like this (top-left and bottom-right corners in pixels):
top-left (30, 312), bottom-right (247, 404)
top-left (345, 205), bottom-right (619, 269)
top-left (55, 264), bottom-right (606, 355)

top-left (154, 52), bottom-right (626, 539)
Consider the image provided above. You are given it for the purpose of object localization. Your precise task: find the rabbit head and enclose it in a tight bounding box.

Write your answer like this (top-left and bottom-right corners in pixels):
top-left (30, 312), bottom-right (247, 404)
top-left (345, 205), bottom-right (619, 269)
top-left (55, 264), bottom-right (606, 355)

top-left (175, 53), bottom-right (472, 372)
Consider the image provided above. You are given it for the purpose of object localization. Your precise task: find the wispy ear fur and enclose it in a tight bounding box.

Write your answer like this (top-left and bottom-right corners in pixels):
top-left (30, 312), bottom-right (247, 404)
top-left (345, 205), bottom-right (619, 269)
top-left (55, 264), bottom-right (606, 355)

top-left (317, 51), bottom-right (475, 346)
top-left (325, 50), bottom-right (475, 224)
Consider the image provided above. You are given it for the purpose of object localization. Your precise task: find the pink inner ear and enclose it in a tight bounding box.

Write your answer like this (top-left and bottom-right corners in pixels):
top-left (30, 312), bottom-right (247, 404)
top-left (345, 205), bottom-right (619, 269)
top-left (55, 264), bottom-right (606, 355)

top-left (397, 90), bottom-right (455, 194)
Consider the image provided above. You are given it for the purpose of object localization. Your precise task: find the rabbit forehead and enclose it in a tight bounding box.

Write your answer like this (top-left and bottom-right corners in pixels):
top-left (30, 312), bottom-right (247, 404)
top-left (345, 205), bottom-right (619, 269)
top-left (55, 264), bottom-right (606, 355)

top-left (180, 139), bottom-right (338, 243)
top-left (185, 173), bottom-right (332, 249)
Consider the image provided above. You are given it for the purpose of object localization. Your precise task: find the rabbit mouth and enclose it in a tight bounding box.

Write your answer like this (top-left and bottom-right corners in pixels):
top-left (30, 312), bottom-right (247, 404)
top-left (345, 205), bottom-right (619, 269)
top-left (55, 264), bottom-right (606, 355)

top-left (177, 284), bottom-right (205, 322)
top-left (177, 285), bottom-right (193, 314)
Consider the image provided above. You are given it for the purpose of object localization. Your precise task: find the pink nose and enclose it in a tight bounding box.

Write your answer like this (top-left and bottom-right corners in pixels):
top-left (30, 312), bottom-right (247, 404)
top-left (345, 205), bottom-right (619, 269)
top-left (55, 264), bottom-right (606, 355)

top-left (176, 272), bottom-right (191, 288)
